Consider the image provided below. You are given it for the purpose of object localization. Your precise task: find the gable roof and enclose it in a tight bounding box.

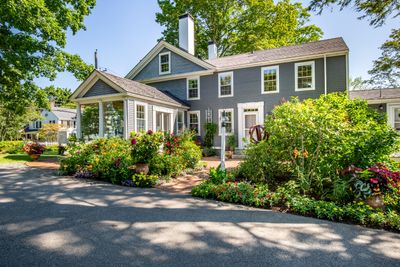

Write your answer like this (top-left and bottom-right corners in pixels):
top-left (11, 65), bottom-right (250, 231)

top-left (206, 38), bottom-right (349, 69)
top-left (71, 70), bottom-right (189, 108)
top-left (51, 108), bottom-right (76, 120)
top-left (350, 88), bottom-right (400, 101)
top-left (125, 41), bottom-right (215, 80)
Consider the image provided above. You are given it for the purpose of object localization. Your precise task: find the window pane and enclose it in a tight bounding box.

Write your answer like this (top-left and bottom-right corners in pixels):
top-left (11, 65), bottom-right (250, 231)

top-left (263, 68), bottom-right (277, 92)
top-left (103, 101), bottom-right (124, 138)
top-left (297, 64), bottom-right (313, 89)
top-left (189, 113), bottom-right (199, 134)
top-left (189, 88), bottom-right (198, 98)
top-left (220, 85), bottom-right (231, 95)
top-left (160, 54), bottom-right (169, 63)
top-left (161, 63), bottom-right (169, 73)
top-left (220, 75), bottom-right (231, 86)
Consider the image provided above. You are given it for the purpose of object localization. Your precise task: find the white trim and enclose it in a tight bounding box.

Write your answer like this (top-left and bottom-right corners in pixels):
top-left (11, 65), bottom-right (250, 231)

top-left (187, 110), bottom-right (201, 135)
top-left (295, 61), bottom-right (315, 91)
top-left (98, 101), bottom-right (104, 137)
top-left (218, 108), bottom-right (234, 136)
top-left (215, 51), bottom-right (348, 72)
top-left (152, 105), bottom-right (174, 133)
top-left (237, 102), bottom-right (264, 149)
top-left (186, 77), bottom-right (200, 100)
top-left (159, 51), bottom-right (171, 75)
top-left (139, 70), bottom-right (213, 83)
top-left (218, 72), bottom-right (234, 98)
top-left (261, 66), bottom-right (279, 94)
top-left (125, 41), bottom-right (214, 79)
top-left (176, 110), bottom-right (185, 133)
top-left (387, 103), bottom-right (400, 129)
top-left (134, 101), bottom-right (148, 132)
top-left (324, 55), bottom-right (327, 95)
top-left (123, 99), bottom-right (129, 139)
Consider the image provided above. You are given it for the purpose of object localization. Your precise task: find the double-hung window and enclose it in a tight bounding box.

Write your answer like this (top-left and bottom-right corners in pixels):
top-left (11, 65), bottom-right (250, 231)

top-left (218, 72), bottom-right (233, 97)
top-left (218, 108), bottom-right (234, 135)
top-left (187, 77), bottom-right (200, 100)
top-left (159, 52), bottom-right (171, 75)
top-left (295, 61), bottom-right (315, 91)
top-left (177, 111), bottom-right (184, 133)
top-left (188, 111), bottom-right (200, 135)
top-left (136, 103), bottom-right (147, 131)
top-left (261, 66), bottom-right (279, 94)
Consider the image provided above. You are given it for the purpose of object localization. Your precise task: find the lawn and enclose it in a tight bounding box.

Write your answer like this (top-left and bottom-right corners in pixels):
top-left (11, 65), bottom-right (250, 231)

top-left (0, 151), bottom-right (59, 164)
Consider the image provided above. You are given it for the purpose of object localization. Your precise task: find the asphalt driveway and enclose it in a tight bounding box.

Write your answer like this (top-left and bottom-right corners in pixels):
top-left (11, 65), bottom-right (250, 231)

top-left (0, 164), bottom-right (399, 267)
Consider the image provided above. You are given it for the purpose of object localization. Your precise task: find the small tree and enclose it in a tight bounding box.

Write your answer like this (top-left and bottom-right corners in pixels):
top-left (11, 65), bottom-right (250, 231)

top-left (39, 124), bottom-right (60, 142)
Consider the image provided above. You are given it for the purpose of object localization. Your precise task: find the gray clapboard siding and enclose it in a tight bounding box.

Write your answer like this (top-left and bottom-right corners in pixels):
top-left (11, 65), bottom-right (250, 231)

top-left (327, 56), bottom-right (347, 93)
top-left (148, 104), bottom-right (153, 131)
top-left (83, 80), bottom-right (119, 98)
top-left (133, 48), bottom-right (206, 81)
top-left (126, 99), bottom-right (135, 135)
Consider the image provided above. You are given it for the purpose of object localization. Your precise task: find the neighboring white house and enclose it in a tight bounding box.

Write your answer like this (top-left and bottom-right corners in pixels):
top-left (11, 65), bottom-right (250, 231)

top-left (24, 106), bottom-right (77, 143)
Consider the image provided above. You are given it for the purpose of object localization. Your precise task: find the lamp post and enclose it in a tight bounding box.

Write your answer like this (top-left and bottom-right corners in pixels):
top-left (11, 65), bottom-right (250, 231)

top-left (220, 111), bottom-right (226, 170)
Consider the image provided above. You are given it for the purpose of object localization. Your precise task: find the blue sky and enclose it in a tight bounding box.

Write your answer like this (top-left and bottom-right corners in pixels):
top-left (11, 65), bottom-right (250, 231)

top-left (36, 0), bottom-right (399, 91)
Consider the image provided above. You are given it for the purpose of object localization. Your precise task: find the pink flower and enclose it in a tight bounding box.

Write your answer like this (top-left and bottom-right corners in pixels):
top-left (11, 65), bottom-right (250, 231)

top-left (147, 130), bottom-right (153, 135)
top-left (131, 139), bottom-right (137, 145)
top-left (370, 178), bottom-right (379, 184)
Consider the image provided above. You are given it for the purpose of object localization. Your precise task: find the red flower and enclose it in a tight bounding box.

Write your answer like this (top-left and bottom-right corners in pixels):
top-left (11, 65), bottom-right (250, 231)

top-left (131, 139), bottom-right (137, 145)
top-left (147, 130), bottom-right (153, 135)
top-left (166, 141), bottom-right (171, 147)
top-left (370, 178), bottom-right (379, 184)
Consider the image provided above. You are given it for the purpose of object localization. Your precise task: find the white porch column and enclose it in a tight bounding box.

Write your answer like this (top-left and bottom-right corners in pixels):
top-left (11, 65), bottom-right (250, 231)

top-left (76, 103), bottom-right (82, 139)
top-left (123, 99), bottom-right (129, 139)
top-left (98, 101), bottom-right (104, 137)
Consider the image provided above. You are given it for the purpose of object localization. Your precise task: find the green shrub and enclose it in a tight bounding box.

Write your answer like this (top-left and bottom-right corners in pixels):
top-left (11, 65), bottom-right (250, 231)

top-left (0, 141), bottom-right (24, 154)
top-left (131, 130), bottom-right (163, 164)
top-left (150, 153), bottom-right (184, 178)
top-left (132, 173), bottom-right (158, 187)
top-left (176, 137), bottom-right (202, 169)
top-left (45, 144), bottom-right (59, 153)
top-left (204, 122), bottom-right (217, 148)
top-left (240, 93), bottom-right (399, 199)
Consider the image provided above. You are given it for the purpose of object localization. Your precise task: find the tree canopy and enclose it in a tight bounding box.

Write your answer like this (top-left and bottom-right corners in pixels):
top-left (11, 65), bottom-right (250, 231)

top-left (156, 0), bottom-right (323, 58)
top-left (0, 0), bottom-right (95, 112)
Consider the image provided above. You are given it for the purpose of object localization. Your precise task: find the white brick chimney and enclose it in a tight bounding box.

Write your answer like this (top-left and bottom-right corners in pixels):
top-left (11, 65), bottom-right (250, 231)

top-left (208, 41), bottom-right (217, 60)
top-left (178, 13), bottom-right (195, 55)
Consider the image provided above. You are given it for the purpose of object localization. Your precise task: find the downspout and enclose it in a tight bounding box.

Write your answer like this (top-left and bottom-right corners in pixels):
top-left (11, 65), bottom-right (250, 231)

top-left (324, 54), bottom-right (327, 95)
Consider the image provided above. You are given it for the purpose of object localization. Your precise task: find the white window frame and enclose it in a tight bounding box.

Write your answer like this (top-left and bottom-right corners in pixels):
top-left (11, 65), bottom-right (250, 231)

top-left (218, 108), bottom-right (234, 136)
top-left (295, 61), bottom-right (315, 91)
top-left (187, 110), bottom-right (201, 135)
top-left (159, 51), bottom-right (171, 75)
top-left (187, 77), bottom-right (200, 100)
top-left (261, 66), bottom-right (279, 94)
top-left (218, 71), bottom-right (234, 98)
top-left (176, 110), bottom-right (185, 133)
top-left (134, 101), bottom-right (148, 132)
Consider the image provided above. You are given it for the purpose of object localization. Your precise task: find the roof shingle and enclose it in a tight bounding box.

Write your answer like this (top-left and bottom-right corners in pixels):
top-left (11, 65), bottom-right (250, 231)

top-left (349, 88), bottom-right (400, 101)
top-left (206, 37), bottom-right (348, 69)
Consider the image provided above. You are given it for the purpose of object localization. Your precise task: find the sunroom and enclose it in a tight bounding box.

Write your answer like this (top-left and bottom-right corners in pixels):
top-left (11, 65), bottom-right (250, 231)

top-left (70, 70), bottom-right (189, 141)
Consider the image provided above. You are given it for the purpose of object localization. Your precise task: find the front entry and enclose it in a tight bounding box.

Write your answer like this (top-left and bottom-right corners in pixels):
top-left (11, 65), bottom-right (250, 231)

top-left (237, 102), bottom-right (264, 149)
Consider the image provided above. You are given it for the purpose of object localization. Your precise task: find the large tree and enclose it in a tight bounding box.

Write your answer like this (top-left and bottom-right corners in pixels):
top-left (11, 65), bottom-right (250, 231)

top-left (156, 0), bottom-right (323, 58)
top-left (309, 0), bottom-right (400, 87)
top-left (309, 0), bottom-right (400, 27)
top-left (43, 86), bottom-right (76, 108)
top-left (0, 0), bottom-right (95, 115)
top-left (368, 29), bottom-right (400, 88)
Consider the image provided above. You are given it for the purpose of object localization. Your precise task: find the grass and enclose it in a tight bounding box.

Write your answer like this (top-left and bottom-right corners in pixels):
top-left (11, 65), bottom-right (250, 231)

top-left (0, 151), bottom-right (59, 164)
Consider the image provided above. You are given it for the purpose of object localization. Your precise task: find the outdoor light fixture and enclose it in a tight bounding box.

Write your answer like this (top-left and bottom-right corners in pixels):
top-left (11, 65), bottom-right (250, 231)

top-left (379, 104), bottom-right (384, 111)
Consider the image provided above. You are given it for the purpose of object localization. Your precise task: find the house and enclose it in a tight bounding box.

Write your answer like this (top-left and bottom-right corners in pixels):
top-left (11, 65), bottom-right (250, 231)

top-left (24, 105), bottom-right (77, 143)
top-left (350, 88), bottom-right (400, 130)
top-left (70, 14), bottom-right (349, 150)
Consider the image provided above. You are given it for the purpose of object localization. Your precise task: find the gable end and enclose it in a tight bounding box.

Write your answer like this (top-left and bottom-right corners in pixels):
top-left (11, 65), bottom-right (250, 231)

top-left (82, 80), bottom-right (120, 98)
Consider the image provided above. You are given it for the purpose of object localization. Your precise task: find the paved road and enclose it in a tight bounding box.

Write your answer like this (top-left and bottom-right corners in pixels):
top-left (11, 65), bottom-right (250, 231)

top-left (0, 165), bottom-right (399, 267)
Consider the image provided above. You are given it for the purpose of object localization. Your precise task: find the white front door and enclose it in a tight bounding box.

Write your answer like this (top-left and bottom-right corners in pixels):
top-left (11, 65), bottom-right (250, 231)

top-left (237, 102), bottom-right (264, 149)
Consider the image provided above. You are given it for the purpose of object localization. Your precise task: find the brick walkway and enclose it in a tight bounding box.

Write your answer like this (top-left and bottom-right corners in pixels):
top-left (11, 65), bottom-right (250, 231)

top-left (25, 156), bottom-right (242, 194)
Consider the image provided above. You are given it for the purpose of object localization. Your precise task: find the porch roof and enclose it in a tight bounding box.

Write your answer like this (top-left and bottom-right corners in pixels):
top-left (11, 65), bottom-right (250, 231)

top-left (71, 70), bottom-right (190, 108)
top-left (349, 88), bottom-right (400, 101)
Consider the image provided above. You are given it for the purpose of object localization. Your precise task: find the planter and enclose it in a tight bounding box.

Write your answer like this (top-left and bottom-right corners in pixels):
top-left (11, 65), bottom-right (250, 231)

top-left (29, 154), bottom-right (41, 161)
top-left (366, 195), bottom-right (385, 209)
top-left (225, 150), bottom-right (233, 159)
top-left (135, 163), bottom-right (149, 175)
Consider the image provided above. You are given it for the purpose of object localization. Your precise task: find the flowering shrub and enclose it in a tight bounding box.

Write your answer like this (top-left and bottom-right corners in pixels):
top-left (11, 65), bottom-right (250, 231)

top-left (130, 130), bottom-right (163, 164)
top-left (347, 163), bottom-right (400, 198)
top-left (60, 138), bottom-right (133, 184)
top-left (192, 168), bottom-right (400, 232)
top-left (23, 142), bottom-right (46, 155)
top-left (239, 93), bottom-right (399, 199)
top-left (163, 132), bottom-right (180, 155)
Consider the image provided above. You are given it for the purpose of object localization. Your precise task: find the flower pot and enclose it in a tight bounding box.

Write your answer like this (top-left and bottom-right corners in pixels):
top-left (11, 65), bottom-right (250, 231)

top-left (29, 154), bottom-right (41, 161)
top-left (366, 195), bottom-right (385, 209)
top-left (135, 163), bottom-right (149, 175)
top-left (225, 150), bottom-right (233, 159)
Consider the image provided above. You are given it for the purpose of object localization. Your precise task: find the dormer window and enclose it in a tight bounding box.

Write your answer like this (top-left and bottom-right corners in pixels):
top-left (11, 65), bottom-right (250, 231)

top-left (159, 52), bottom-right (171, 75)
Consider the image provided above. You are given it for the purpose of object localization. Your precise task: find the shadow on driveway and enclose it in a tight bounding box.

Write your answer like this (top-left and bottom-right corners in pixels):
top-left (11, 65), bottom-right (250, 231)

top-left (0, 165), bottom-right (399, 266)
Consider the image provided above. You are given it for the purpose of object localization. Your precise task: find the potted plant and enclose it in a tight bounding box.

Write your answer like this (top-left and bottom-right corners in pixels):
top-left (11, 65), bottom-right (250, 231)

top-left (23, 142), bottom-right (46, 160)
top-left (226, 135), bottom-right (236, 159)
top-left (130, 130), bottom-right (163, 174)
